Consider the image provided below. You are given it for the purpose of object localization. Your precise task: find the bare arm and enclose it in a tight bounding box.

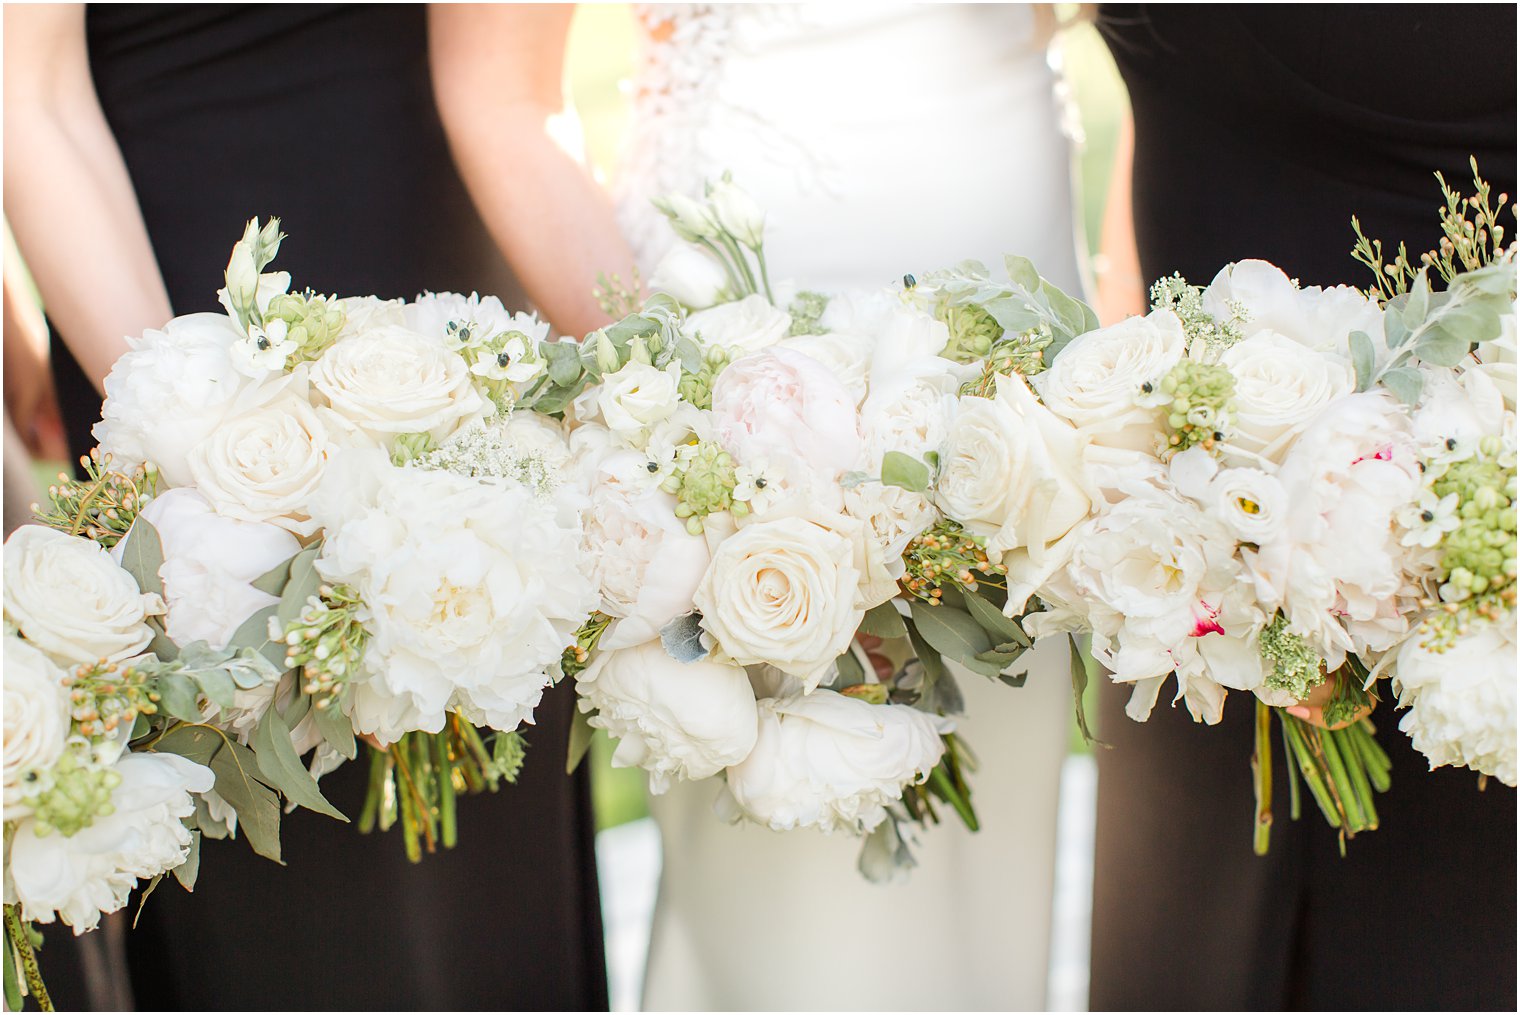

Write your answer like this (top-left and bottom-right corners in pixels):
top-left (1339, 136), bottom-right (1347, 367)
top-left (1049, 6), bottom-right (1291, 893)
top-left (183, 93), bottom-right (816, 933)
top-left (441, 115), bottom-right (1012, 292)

top-left (3, 4), bottom-right (172, 392)
top-left (429, 3), bottom-right (637, 338)
top-left (1094, 112), bottom-right (1146, 324)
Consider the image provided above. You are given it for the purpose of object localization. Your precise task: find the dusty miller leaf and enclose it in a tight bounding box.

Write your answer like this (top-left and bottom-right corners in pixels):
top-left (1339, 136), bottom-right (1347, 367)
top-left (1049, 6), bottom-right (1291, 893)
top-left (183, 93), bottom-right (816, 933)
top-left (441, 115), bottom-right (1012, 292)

top-left (880, 451), bottom-right (931, 493)
top-left (660, 612), bottom-right (709, 663)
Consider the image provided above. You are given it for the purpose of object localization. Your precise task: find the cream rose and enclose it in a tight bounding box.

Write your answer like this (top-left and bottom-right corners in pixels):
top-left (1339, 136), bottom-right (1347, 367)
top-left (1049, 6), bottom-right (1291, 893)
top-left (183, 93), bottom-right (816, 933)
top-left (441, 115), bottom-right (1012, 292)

top-left (693, 516), bottom-right (864, 691)
top-left (3, 636), bottom-right (72, 820)
top-left (576, 639), bottom-right (759, 793)
top-left (711, 348), bottom-right (863, 477)
top-left (3, 526), bottom-right (158, 665)
top-left (683, 294), bottom-right (791, 357)
top-left (1036, 310), bottom-right (1187, 452)
top-left (310, 325), bottom-right (484, 447)
top-left (594, 361), bottom-right (684, 447)
top-left (1219, 332), bottom-right (1355, 461)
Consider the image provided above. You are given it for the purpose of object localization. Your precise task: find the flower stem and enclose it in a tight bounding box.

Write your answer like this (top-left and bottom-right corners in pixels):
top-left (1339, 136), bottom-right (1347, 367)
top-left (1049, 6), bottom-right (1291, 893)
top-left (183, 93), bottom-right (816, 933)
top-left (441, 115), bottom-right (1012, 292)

top-left (358, 744), bottom-right (387, 834)
top-left (754, 246), bottom-right (776, 304)
top-left (433, 731), bottom-right (458, 850)
top-left (718, 233), bottom-right (759, 296)
top-left (1281, 716), bottom-right (1342, 828)
top-left (3, 905), bottom-right (52, 1012)
top-left (697, 237), bottom-right (747, 299)
top-left (1317, 722), bottom-right (1365, 833)
top-left (1279, 714), bottom-right (1302, 822)
top-left (1252, 700), bottom-right (1273, 856)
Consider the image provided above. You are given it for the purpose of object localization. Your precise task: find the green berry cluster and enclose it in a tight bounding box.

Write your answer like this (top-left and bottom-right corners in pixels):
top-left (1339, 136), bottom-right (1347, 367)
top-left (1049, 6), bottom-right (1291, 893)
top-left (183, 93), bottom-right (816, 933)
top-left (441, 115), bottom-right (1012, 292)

top-left (560, 612), bottom-right (612, 680)
top-left (32, 449), bottom-right (159, 549)
top-left (65, 659), bottom-right (159, 740)
top-left (661, 441), bottom-right (742, 534)
top-left (282, 583), bottom-right (369, 711)
top-left (901, 521), bottom-right (1005, 604)
top-left (1260, 615), bottom-right (1324, 701)
top-left (961, 323), bottom-right (1055, 397)
top-left (677, 345), bottom-right (730, 410)
top-left (1421, 436), bottom-right (1518, 648)
top-left (26, 751), bottom-right (121, 838)
top-left (264, 290), bottom-right (347, 364)
top-left (1157, 360), bottom-right (1236, 457)
top-left (787, 290), bottom-right (830, 336)
top-left (940, 303), bottom-right (1005, 364)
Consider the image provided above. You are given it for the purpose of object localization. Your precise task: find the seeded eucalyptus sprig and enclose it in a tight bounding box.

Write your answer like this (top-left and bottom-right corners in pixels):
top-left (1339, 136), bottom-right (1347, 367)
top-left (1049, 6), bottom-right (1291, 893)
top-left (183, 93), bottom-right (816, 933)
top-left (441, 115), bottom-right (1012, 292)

top-left (32, 449), bottom-right (158, 549)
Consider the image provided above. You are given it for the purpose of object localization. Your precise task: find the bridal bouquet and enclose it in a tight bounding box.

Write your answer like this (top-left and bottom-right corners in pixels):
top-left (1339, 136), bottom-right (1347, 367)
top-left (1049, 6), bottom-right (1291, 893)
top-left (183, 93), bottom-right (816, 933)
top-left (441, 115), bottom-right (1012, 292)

top-left (3, 221), bottom-right (594, 1008)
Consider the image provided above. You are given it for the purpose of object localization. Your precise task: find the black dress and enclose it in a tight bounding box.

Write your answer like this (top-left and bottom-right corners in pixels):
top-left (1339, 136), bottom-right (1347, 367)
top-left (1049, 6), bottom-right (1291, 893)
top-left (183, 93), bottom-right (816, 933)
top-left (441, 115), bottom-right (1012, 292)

top-left (45, 5), bottom-right (608, 1010)
top-left (1091, 6), bottom-right (1516, 1010)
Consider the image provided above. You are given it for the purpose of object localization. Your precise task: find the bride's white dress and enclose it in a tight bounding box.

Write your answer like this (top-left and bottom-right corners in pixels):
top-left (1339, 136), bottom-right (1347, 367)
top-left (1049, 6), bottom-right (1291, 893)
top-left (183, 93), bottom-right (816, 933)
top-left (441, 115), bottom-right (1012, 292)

top-left (615, 4), bottom-right (1084, 1008)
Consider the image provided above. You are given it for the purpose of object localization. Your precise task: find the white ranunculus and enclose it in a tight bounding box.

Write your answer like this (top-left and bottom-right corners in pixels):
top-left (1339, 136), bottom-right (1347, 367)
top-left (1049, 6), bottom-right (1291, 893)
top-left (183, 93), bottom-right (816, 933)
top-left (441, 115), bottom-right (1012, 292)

top-left (1220, 332), bottom-right (1356, 462)
top-left (3, 637), bottom-right (72, 820)
top-left (594, 361), bottom-right (684, 448)
top-left (683, 294), bottom-right (791, 357)
top-left (580, 451), bottom-right (712, 651)
top-left (711, 348), bottom-right (863, 478)
top-left (124, 489), bottom-right (299, 651)
top-left (93, 313), bottom-right (255, 487)
top-left (311, 451), bottom-right (597, 743)
top-left (576, 639), bottom-right (759, 793)
top-left (6, 752), bottom-right (212, 933)
top-left (724, 690), bottom-right (947, 834)
top-left (1036, 310), bottom-right (1187, 452)
top-left (185, 384), bottom-right (335, 539)
top-left (693, 516), bottom-right (864, 691)
top-left (1202, 259), bottom-right (1385, 354)
top-left (935, 373), bottom-right (1096, 610)
top-left (310, 325), bottom-right (484, 448)
top-left (1206, 466), bottom-right (1289, 545)
top-left (1395, 616), bottom-right (1516, 786)
top-left (3, 526), bottom-right (158, 666)
top-left (775, 331), bottom-right (874, 406)
top-left (648, 243), bottom-right (731, 310)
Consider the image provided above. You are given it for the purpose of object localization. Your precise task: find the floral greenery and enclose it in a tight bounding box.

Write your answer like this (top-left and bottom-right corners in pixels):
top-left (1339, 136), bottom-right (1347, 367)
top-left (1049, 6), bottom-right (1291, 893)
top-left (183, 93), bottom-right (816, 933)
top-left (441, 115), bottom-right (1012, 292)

top-left (31, 450), bottom-right (158, 549)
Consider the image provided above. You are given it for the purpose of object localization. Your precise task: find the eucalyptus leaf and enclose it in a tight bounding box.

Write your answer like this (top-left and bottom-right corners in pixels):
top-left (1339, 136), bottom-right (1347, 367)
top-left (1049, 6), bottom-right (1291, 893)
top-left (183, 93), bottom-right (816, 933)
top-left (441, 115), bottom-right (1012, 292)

top-left (860, 601), bottom-right (908, 641)
top-left (250, 703), bottom-right (347, 821)
top-left (119, 517), bottom-right (165, 599)
top-left (880, 451), bottom-right (931, 493)
top-left (170, 831), bottom-right (201, 891)
top-left (251, 552), bottom-right (300, 596)
top-left (996, 670), bottom-right (1028, 689)
top-left (974, 646), bottom-right (1027, 671)
top-left (566, 707), bottom-right (595, 775)
top-left (275, 547), bottom-right (323, 630)
top-left (228, 604), bottom-right (286, 674)
top-left (146, 618), bottom-right (180, 664)
top-left (963, 592), bottom-right (1031, 647)
top-left (1003, 254), bottom-right (1041, 293)
top-left (1380, 366), bottom-right (1425, 406)
top-left (923, 660), bottom-right (967, 714)
top-left (544, 340), bottom-right (584, 386)
top-left (1402, 271), bottom-right (1431, 327)
top-left (312, 698), bottom-right (357, 761)
top-left (908, 601), bottom-right (996, 672)
top-left (207, 737), bottom-right (283, 862)
top-left (133, 874), bottom-right (164, 928)
top-left (155, 671), bottom-right (201, 721)
top-left (833, 650), bottom-right (865, 688)
top-left (660, 612), bottom-right (709, 663)
top-left (1349, 330), bottom-right (1376, 391)
top-left (1068, 634), bottom-right (1101, 747)
top-left (903, 619), bottom-right (949, 705)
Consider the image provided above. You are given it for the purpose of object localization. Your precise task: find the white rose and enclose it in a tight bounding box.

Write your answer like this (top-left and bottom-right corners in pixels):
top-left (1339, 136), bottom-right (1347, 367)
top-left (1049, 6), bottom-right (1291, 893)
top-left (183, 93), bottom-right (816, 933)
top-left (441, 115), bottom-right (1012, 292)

top-left (310, 325), bottom-right (484, 447)
top-left (2, 637), bottom-right (72, 820)
top-left (724, 690), bottom-right (947, 834)
top-left (126, 489), bottom-right (300, 651)
top-left (340, 295), bottom-right (407, 332)
top-left (1036, 310), bottom-right (1186, 451)
top-left (581, 451), bottom-right (712, 651)
top-left (1394, 616), bottom-right (1516, 786)
top-left (576, 639), bottom-right (759, 793)
top-left (684, 294), bottom-right (791, 357)
top-left (93, 313), bottom-right (254, 487)
top-left (311, 452), bottom-right (597, 744)
top-left (185, 385), bottom-right (335, 539)
top-left (711, 348), bottom-right (863, 478)
top-left (594, 361), bottom-right (684, 447)
top-left (935, 373), bottom-right (1096, 610)
top-left (775, 331), bottom-right (874, 406)
top-left (648, 243), bottom-right (731, 310)
top-left (3, 526), bottom-right (158, 665)
top-left (693, 516), bottom-right (864, 691)
top-left (1220, 332), bottom-right (1356, 462)
top-left (1202, 259), bottom-right (1385, 354)
top-left (6, 752), bottom-right (213, 933)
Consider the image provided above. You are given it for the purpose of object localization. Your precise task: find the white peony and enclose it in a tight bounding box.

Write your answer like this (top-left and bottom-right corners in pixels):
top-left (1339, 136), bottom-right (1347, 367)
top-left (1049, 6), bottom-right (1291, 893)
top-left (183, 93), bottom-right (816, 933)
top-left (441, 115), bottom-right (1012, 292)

top-left (125, 489), bottom-right (299, 651)
top-left (594, 361), bottom-right (684, 448)
top-left (934, 373), bottom-right (1096, 611)
top-left (309, 325), bottom-right (484, 448)
top-left (3, 526), bottom-right (159, 666)
top-left (723, 690), bottom-right (947, 834)
top-left (683, 294), bottom-right (791, 357)
top-left (580, 450), bottom-right (712, 651)
top-left (842, 482), bottom-right (938, 580)
top-left (1036, 310), bottom-right (1187, 452)
top-left (1395, 617), bottom-right (1516, 786)
top-left (3, 637), bottom-right (72, 820)
top-left (93, 312), bottom-right (254, 487)
top-left (775, 331), bottom-right (874, 406)
top-left (576, 639), bottom-right (759, 793)
top-left (185, 382), bottom-right (335, 538)
top-left (311, 451), bottom-right (597, 743)
top-left (1219, 332), bottom-right (1356, 462)
top-left (648, 243), bottom-right (731, 310)
top-left (5, 752), bottom-right (212, 933)
top-left (711, 348), bottom-right (863, 478)
top-left (1410, 363), bottom-right (1508, 458)
top-left (1475, 313), bottom-right (1516, 411)
top-left (859, 366), bottom-right (962, 469)
top-left (1202, 259), bottom-right (1386, 355)
top-left (693, 515), bottom-right (864, 691)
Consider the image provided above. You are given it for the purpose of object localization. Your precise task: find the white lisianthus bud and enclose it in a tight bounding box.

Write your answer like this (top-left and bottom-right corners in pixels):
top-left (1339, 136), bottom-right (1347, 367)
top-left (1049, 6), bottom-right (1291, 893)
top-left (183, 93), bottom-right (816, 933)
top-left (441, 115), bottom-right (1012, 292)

top-left (653, 193), bottom-right (720, 242)
top-left (648, 244), bottom-right (730, 310)
top-left (707, 178), bottom-right (766, 250)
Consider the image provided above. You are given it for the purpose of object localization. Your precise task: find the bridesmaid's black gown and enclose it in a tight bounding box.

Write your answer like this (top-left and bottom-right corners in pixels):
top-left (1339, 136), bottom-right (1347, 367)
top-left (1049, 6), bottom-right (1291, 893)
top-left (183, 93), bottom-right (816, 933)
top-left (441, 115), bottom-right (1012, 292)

top-left (1092, 6), bottom-right (1516, 1010)
top-left (46, 5), bottom-right (608, 1009)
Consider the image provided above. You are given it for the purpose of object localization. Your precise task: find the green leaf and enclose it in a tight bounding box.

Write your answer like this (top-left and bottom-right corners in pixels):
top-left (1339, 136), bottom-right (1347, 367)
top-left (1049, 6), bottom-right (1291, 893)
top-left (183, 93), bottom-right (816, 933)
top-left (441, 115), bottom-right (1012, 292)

top-left (996, 670), bottom-right (1028, 689)
top-left (119, 517), bottom-right (165, 599)
top-left (1382, 309), bottom-right (1411, 350)
top-left (153, 723), bottom-right (222, 767)
top-left (660, 612), bottom-right (709, 663)
top-left (963, 591), bottom-right (1031, 648)
top-left (250, 703), bottom-right (347, 822)
top-left (1402, 270), bottom-right (1431, 328)
top-left (880, 451), bottom-right (931, 493)
top-left (859, 602), bottom-right (908, 641)
top-left (189, 663), bottom-right (237, 710)
top-left (145, 617), bottom-right (180, 663)
top-left (312, 695), bottom-right (357, 761)
top-left (207, 737), bottom-right (283, 863)
top-left (1413, 325), bottom-right (1473, 367)
top-left (1068, 634), bottom-right (1101, 747)
top-left (155, 671), bottom-right (201, 721)
top-left (902, 618), bottom-right (950, 707)
top-left (974, 646), bottom-right (1027, 671)
top-left (833, 650), bottom-right (866, 688)
top-left (1349, 330), bottom-right (1376, 391)
top-left (2, 912), bottom-right (20, 1013)
top-left (170, 831), bottom-right (201, 891)
top-left (1003, 254), bottom-right (1041, 293)
top-left (133, 874), bottom-right (164, 928)
top-left (251, 551), bottom-right (300, 596)
top-left (228, 605), bottom-right (286, 673)
top-left (908, 601), bottom-right (1001, 677)
top-left (1380, 366), bottom-right (1425, 405)
top-left (275, 547), bottom-right (323, 630)
top-left (544, 339), bottom-right (584, 386)
top-left (566, 707), bottom-right (594, 774)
